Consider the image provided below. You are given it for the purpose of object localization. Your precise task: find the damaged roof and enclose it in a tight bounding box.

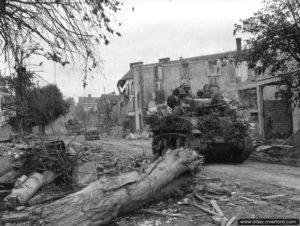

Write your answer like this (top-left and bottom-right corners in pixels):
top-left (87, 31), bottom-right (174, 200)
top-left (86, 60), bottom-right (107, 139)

top-left (119, 69), bottom-right (133, 82)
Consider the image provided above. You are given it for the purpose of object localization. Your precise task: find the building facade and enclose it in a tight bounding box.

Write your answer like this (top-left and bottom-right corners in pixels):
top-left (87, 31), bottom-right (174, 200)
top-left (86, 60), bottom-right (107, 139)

top-left (77, 94), bottom-right (99, 112)
top-left (119, 40), bottom-right (242, 132)
top-left (98, 93), bottom-right (120, 129)
top-left (118, 38), bottom-right (299, 141)
top-left (235, 69), bottom-right (300, 139)
top-left (117, 63), bottom-right (137, 134)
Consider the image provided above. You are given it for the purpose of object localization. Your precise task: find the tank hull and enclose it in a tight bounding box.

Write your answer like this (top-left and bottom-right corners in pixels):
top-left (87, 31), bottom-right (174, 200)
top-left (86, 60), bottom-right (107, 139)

top-left (152, 131), bottom-right (252, 163)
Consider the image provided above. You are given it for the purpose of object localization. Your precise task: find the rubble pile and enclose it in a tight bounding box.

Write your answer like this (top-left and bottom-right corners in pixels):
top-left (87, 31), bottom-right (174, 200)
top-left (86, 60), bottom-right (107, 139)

top-left (114, 175), bottom-right (295, 226)
top-left (104, 125), bottom-right (123, 138)
top-left (250, 144), bottom-right (300, 167)
top-left (0, 144), bottom-right (202, 225)
top-left (0, 142), bottom-right (25, 158)
top-left (18, 141), bottom-right (75, 185)
top-left (251, 130), bottom-right (300, 167)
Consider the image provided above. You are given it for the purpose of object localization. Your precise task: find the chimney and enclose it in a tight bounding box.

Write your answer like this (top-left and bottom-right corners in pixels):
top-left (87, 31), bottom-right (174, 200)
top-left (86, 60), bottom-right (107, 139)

top-left (159, 58), bottom-right (170, 63)
top-left (88, 94), bottom-right (91, 98)
top-left (236, 38), bottom-right (242, 57)
top-left (130, 61), bottom-right (143, 68)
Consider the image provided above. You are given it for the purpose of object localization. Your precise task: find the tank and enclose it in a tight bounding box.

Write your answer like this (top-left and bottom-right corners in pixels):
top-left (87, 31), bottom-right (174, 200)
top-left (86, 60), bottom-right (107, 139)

top-left (146, 84), bottom-right (253, 163)
top-left (65, 118), bottom-right (82, 135)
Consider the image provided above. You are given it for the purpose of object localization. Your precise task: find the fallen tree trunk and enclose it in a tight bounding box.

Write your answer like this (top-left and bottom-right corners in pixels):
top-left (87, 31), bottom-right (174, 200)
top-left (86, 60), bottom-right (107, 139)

top-left (33, 148), bottom-right (202, 226)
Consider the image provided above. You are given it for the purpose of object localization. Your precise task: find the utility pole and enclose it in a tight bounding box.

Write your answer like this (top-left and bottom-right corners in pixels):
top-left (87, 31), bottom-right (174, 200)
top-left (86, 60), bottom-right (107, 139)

top-left (83, 85), bottom-right (86, 129)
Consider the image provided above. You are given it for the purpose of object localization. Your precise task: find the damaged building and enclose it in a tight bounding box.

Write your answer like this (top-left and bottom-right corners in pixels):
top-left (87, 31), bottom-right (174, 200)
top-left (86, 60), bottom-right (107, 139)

top-left (117, 38), bottom-right (300, 142)
top-left (98, 93), bottom-right (120, 130)
top-left (118, 39), bottom-right (241, 133)
top-left (236, 69), bottom-right (300, 140)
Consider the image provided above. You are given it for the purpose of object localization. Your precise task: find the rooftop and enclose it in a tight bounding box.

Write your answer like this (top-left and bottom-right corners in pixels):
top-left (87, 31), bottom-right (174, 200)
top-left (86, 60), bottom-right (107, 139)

top-left (78, 95), bottom-right (99, 105)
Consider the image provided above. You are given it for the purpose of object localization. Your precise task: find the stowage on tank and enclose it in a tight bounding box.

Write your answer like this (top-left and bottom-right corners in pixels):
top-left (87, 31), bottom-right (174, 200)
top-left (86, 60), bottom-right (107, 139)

top-left (146, 84), bottom-right (253, 163)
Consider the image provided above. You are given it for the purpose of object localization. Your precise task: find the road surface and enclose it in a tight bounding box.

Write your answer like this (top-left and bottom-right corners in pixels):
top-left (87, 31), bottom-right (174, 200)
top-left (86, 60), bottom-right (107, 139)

top-left (70, 135), bottom-right (300, 224)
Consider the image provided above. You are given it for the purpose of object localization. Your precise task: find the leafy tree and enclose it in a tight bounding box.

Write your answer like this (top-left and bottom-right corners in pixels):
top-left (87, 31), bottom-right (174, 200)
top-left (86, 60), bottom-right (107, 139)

top-left (65, 97), bottom-right (76, 113)
top-left (234, 0), bottom-right (300, 73)
top-left (234, 0), bottom-right (300, 108)
top-left (0, 64), bottom-right (35, 135)
top-left (26, 84), bottom-right (70, 134)
top-left (2, 82), bottom-right (69, 134)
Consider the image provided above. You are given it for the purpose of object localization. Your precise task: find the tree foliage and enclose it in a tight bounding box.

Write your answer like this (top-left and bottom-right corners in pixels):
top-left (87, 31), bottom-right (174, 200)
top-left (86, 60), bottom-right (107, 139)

top-left (2, 80), bottom-right (69, 131)
top-left (0, 0), bottom-right (123, 80)
top-left (234, 0), bottom-right (300, 74)
top-left (27, 84), bottom-right (70, 128)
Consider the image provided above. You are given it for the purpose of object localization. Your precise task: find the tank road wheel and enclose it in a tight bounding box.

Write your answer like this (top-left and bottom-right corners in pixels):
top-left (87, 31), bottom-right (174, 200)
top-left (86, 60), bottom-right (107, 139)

top-left (231, 136), bottom-right (253, 163)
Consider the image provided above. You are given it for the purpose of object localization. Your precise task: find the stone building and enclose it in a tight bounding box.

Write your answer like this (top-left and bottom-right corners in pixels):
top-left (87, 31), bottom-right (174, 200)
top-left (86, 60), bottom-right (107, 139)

top-left (98, 93), bottom-right (120, 129)
top-left (235, 69), bottom-right (300, 140)
top-left (117, 63), bottom-right (137, 134)
top-left (118, 38), bottom-right (299, 141)
top-left (232, 38), bottom-right (299, 140)
top-left (77, 94), bottom-right (99, 112)
top-left (119, 40), bottom-right (242, 132)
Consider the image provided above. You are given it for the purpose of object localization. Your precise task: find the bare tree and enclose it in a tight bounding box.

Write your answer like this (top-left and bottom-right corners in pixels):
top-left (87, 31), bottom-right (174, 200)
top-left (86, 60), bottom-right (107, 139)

top-left (0, 0), bottom-right (123, 75)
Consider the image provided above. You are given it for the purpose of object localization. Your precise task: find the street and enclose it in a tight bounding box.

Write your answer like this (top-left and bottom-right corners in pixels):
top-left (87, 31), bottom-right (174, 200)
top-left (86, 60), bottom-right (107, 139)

top-left (1, 1), bottom-right (300, 225)
top-left (73, 136), bottom-right (300, 225)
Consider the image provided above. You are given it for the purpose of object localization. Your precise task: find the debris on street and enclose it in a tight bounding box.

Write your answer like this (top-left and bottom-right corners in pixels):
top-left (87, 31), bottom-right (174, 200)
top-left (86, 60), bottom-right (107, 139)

top-left (250, 136), bottom-right (300, 167)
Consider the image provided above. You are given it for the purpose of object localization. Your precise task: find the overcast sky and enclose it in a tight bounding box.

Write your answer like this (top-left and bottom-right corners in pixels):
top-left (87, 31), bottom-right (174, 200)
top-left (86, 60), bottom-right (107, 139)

top-left (5, 0), bottom-right (264, 102)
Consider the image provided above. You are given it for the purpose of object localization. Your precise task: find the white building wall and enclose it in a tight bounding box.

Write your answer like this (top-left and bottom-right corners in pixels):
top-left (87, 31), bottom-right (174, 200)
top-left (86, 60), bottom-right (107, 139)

top-left (235, 61), bottom-right (248, 82)
top-left (133, 67), bottom-right (142, 132)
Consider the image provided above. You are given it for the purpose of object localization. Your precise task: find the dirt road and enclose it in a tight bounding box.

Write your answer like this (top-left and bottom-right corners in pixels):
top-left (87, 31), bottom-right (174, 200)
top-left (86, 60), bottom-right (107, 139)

top-left (203, 161), bottom-right (300, 200)
top-left (76, 136), bottom-right (300, 197)
top-left (93, 137), bottom-right (300, 192)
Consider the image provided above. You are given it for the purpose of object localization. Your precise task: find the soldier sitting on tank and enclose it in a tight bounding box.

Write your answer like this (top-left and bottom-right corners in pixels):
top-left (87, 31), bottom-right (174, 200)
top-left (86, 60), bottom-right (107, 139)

top-left (167, 89), bottom-right (179, 109)
top-left (167, 87), bottom-right (186, 115)
top-left (197, 85), bottom-right (211, 98)
top-left (211, 93), bottom-right (232, 116)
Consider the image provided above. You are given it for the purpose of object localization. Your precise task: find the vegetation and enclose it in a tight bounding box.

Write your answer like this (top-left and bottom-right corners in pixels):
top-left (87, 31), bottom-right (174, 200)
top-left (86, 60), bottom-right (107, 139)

top-left (27, 84), bottom-right (70, 133)
top-left (0, 0), bottom-right (123, 74)
top-left (234, 0), bottom-right (300, 108)
top-left (4, 83), bottom-right (69, 134)
top-left (234, 0), bottom-right (300, 74)
top-left (0, 0), bottom-right (124, 135)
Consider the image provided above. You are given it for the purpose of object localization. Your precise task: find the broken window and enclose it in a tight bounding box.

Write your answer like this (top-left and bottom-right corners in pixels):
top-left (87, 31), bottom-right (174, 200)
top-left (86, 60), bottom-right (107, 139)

top-left (154, 66), bottom-right (163, 80)
top-left (155, 81), bottom-right (163, 91)
top-left (209, 60), bottom-right (221, 76)
top-left (131, 82), bottom-right (134, 95)
top-left (209, 77), bottom-right (218, 86)
top-left (137, 92), bottom-right (140, 108)
top-left (182, 63), bottom-right (190, 78)
top-left (157, 66), bottom-right (163, 80)
top-left (154, 66), bottom-right (163, 91)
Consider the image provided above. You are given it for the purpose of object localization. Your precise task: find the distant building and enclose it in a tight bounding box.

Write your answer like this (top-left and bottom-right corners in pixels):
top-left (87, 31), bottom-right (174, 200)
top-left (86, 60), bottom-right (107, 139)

top-left (98, 93), bottom-right (120, 128)
top-left (77, 94), bottom-right (99, 112)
